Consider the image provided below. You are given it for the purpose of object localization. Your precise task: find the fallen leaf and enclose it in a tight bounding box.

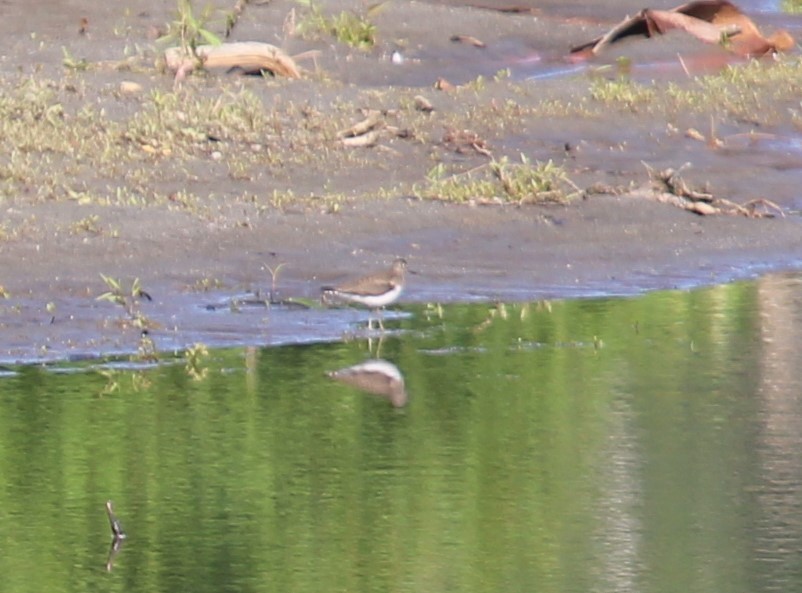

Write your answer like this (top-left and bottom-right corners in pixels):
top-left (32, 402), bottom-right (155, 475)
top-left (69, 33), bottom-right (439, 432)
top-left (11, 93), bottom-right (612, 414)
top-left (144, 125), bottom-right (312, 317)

top-left (443, 128), bottom-right (492, 156)
top-left (434, 77), bottom-right (456, 91)
top-left (570, 0), bottom-right (793, 59)
top-left (685, 128), bottom-right (706, 142)
top-left (450, 34), bottom-right (486, 48)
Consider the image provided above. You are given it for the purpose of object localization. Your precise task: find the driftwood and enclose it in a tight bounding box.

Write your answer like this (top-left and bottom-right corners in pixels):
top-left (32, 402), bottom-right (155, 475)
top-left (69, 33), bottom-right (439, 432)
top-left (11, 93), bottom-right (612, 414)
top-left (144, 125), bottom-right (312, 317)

top-left (337, 111), bottom-right (383, 139)
top-left (338, 111), bottom-right (383, 148)
top-left (341, 130), bottom-right (380, 148)
top-left (164, 42), bottom-right (301, 81)
top-left (638, 165), bottom-right (783, 217)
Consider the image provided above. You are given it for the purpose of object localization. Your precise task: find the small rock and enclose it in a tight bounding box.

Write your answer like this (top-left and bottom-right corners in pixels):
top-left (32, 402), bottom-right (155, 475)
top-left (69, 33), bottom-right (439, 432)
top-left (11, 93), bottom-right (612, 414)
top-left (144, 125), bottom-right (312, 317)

top-left (413, 95), bottom-right (434, 113)
top-left (119, 81), bottom-right (142, 95)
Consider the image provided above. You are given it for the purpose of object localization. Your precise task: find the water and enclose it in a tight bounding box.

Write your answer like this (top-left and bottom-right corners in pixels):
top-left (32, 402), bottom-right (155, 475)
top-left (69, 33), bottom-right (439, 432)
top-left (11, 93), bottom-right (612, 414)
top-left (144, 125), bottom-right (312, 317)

top-left (1, 273), bottom-right (802, 593)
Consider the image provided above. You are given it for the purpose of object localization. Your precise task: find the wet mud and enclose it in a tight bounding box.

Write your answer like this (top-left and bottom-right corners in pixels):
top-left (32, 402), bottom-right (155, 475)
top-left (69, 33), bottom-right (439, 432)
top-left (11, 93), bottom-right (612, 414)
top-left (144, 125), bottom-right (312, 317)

top-left (0, 0), bottom-right (801, 363)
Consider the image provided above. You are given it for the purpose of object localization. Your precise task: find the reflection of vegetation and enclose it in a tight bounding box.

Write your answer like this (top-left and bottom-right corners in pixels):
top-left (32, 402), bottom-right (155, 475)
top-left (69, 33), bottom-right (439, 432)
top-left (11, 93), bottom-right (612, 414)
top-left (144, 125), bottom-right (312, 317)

top-left (782, 0), bottom-right (802, 13)
top-left (0, 279), bottom-right (769, 592)
top-left (185, 342), bottom-right (210, 380)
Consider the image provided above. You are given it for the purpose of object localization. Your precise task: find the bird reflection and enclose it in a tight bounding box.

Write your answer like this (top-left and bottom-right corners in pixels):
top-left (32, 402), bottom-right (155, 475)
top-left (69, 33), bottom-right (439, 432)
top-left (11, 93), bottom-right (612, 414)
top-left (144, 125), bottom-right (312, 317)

top-left (105, 500), bottom-right (127, 572)
top-left (327, 359), bottom-right (408, 408)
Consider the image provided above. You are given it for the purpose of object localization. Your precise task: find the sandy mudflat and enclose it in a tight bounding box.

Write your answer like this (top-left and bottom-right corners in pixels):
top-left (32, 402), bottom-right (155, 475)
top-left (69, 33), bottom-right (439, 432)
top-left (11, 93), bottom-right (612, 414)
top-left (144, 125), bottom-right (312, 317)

top-left (0, 0), bottom-right (800, 362)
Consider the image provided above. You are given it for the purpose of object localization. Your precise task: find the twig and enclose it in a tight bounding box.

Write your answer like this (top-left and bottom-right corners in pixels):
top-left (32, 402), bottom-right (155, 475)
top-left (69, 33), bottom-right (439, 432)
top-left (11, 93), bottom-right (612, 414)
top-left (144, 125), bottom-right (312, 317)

top-left (676, 52), bottom-right (691, 78)
top-left (106, 500), bottom-right (127, 540)
top-left (226, 0), bottom-right (249, 38)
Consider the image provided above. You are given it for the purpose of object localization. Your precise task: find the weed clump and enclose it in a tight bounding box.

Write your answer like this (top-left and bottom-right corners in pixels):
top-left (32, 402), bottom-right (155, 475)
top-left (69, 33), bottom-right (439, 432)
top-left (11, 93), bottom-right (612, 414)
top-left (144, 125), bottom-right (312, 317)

top-left (296, 1), bottom-right (377, 49)
top-left (416, 156), bottom-right (578, 205)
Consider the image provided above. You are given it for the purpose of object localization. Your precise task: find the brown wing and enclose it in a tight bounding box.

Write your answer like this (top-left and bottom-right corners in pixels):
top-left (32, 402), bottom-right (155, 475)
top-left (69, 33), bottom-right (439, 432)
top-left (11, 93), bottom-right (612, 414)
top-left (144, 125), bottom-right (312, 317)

top-left (336, 272), bottom-right (397, 296)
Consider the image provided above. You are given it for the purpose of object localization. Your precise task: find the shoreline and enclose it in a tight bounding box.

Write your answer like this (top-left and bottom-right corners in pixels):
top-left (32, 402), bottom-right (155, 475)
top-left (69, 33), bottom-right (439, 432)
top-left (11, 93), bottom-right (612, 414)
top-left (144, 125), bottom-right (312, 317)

top-left (0, 0), bottom-right (800, 363)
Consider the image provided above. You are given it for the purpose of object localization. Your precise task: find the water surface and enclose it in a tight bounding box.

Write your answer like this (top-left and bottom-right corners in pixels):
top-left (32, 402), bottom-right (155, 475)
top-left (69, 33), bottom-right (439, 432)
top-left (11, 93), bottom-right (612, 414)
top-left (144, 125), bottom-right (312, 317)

top-left (1, 273), bottom-right (802, 593)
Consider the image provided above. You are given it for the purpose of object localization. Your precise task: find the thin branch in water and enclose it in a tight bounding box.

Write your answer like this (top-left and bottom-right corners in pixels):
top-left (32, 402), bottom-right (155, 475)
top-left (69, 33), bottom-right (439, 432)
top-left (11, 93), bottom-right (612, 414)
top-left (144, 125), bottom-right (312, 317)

top-left (106, 500), bottom-right (127, 540)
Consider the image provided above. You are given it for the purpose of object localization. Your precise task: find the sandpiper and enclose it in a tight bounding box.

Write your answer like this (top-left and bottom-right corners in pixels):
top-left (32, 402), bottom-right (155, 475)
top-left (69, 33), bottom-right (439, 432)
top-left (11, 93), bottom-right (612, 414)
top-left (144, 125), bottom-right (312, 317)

top-left (327, 358), bottom-right (408, 408)
top-left (321, 258), bottom-right (407, 330)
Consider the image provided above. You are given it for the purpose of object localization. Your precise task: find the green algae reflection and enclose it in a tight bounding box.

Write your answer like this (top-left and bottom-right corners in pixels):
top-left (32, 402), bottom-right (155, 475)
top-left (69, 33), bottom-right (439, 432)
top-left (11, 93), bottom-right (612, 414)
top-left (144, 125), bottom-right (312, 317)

top-left (0, 275), bottom-right (799, 593)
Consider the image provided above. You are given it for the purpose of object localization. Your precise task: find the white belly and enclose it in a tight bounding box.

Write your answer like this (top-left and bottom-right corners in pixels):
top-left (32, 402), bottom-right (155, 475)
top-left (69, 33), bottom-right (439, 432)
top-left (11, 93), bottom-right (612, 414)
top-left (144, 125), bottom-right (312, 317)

top-left (338, 283), bottom-right (403, 308)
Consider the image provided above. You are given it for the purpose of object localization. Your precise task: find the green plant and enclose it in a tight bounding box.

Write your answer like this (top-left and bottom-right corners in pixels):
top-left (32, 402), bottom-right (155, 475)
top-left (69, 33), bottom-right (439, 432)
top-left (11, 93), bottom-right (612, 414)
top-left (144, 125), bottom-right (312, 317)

top-left (296, 1), bottom-right (377, 49)
top-left (159, 0), bottom-right (223, 59)
top-left (490, 156), bottom-right (576, 202)
top-left (70, 214), bottom-right (102, 236)
top-left (62, 47), bottom-right (89, 71)
top-left (466, 75), bottom-right (486, 92)
top-left (416, 155), bottom-right (578, 204)
top-left (493, 68), bottom-right (511, 82)
top-left (97, 274), bottom-right (155, 329)
top-left (589, 77), bottom-right (656, 108)
top-left (191, 277), bottom-right (225, 292)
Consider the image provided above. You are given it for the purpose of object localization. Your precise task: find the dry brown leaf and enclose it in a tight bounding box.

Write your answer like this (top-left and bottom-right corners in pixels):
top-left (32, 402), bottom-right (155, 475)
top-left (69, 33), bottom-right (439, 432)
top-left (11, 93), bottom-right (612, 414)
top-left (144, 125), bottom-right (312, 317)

top-left (434, 77), bottom-right (456, 91)
top-left (645, 9), bottom-right (734, 43)
top-left (685, 128), bottom-right (706, 142)
top-left (450, 35), bottom-right (486, 48)
top-left (443, 128), bottom-right (492, 156)
top-left (569, 0), bottom-right (793, 59)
